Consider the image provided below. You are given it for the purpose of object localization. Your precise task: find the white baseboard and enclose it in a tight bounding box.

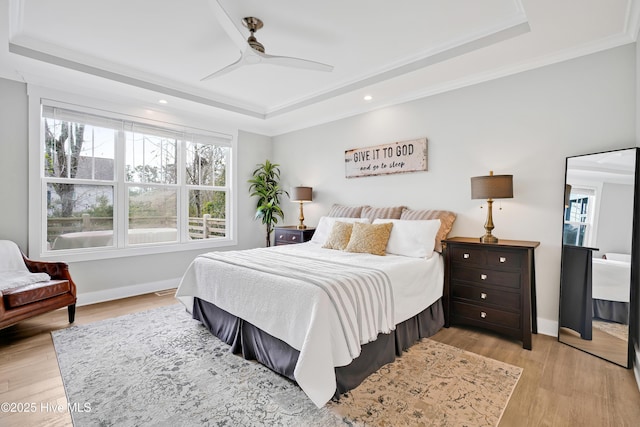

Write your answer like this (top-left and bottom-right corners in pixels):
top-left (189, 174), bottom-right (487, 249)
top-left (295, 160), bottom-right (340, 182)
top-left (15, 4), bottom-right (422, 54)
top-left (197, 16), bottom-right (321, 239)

top-left (76, 278), bottom-right (181, 307)
top-left (536, 318), bottom-right (558, 337)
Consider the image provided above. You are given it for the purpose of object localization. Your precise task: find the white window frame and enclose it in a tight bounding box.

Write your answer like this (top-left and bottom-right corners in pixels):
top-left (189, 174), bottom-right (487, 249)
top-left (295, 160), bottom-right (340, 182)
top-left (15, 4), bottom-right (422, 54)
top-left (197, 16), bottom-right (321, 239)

top-left (564, 184), bottom-right (601, 248)
top-left (28, 86), bottom-right (238, 262)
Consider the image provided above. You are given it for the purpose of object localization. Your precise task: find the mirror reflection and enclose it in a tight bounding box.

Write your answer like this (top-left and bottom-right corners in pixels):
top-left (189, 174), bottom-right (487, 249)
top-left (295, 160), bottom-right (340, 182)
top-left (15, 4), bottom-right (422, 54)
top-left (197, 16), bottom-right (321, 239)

top-left (559, 148), bottom-right (636, 367)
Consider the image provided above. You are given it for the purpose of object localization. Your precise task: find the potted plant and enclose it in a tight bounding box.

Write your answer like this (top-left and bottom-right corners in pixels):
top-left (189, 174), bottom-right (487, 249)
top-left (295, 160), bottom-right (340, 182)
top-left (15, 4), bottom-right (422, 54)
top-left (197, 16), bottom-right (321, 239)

top-left (248, 160), bottom-right (288, 247)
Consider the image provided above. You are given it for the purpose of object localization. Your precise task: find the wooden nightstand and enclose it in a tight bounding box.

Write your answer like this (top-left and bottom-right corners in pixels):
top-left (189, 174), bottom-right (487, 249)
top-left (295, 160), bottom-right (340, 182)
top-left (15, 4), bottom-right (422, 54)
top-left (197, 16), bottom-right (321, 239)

top-left (443, 237), bottom-right (540, 350)
top-left (274, 226), bottom-right (315, 246)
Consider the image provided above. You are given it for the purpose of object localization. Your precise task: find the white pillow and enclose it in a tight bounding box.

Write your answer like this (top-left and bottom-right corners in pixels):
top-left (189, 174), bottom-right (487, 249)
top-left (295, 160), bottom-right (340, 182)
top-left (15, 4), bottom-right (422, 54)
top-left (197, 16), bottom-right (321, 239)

top-left (311, 216), bottom-right (371, 245)
top-left (604, 253), bottom-right (631, 263)
top-left (373, 218), bottom-right (441, 258)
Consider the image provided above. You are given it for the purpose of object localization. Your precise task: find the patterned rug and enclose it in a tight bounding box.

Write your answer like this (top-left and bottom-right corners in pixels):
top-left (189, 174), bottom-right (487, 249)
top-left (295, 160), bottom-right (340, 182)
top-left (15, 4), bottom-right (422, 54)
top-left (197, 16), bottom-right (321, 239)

top-left (592, 319), bottom-right (629, 342)
top-left (52, 304), bottom-right (522, 426)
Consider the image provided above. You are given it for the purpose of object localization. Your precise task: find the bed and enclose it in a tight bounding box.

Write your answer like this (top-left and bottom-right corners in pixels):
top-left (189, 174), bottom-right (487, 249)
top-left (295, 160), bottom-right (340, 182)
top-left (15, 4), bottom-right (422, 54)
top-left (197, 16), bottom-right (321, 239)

top-left (175, 206), bottom-right (456, 407)
top-left (592, 253), bottom-right (631, 324)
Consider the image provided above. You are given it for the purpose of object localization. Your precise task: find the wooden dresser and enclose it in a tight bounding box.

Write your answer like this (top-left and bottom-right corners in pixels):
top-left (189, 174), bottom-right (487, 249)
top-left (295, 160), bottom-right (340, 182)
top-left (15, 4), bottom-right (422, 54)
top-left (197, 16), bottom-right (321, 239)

top-left (274, 226), bottom-right (315, 246)
top-left (443, 237), bottom-right (539, 350)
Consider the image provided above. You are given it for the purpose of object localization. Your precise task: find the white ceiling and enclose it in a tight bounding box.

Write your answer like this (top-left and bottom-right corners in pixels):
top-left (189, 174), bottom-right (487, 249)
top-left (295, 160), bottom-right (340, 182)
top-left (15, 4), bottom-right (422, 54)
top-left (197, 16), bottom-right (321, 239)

top-left (1, 0), bottom-right (639, 136)
top-left (568, 148), bottom-right (637, 185)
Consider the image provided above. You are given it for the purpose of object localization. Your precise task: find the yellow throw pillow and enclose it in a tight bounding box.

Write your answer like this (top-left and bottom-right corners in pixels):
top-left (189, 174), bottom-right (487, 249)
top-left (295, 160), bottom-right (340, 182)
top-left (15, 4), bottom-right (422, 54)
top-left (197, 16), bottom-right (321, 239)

top-left (345, 222), bottom-right (393, 256)
top-left (322, 221), bottom-right (354, 250)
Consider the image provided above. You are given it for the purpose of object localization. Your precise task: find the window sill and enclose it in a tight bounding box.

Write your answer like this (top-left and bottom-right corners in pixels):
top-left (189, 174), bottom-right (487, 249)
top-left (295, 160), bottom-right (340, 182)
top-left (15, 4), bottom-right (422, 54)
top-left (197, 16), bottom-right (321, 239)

top-left (34, 237), bottom-right (237, 263)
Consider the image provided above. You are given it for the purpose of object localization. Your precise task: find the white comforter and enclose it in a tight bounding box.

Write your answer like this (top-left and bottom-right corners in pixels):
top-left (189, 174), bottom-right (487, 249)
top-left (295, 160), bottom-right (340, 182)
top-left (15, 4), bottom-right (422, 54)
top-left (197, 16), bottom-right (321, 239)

top-left (592, 257), bottom-right (631, 302)
top-left (175, 242), bottom-right (443, 407)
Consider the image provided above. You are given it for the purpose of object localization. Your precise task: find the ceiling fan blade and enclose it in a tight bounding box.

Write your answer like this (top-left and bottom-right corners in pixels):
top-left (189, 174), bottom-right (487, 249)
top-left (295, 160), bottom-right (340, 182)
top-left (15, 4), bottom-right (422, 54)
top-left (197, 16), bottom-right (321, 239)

top-left (201, 55), bottom-right (245, 81)
top-left (207, 0), bottom-right (247, 51)
top-left (257, 51), bottom-right (334, 72)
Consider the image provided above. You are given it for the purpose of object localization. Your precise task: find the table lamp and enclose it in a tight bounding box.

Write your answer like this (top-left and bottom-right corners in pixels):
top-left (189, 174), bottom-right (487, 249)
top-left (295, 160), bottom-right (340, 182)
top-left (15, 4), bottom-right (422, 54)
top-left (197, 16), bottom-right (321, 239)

top-left (470, 171), bottom-right (513, 243)
top-left (290, 186), bottom-right (312, 229)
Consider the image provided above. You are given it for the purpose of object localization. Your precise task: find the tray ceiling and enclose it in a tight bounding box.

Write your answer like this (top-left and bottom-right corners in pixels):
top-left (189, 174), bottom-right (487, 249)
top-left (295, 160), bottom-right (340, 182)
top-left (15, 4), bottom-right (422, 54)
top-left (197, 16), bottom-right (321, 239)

top-left (1, 0), bottom-right (638, 135)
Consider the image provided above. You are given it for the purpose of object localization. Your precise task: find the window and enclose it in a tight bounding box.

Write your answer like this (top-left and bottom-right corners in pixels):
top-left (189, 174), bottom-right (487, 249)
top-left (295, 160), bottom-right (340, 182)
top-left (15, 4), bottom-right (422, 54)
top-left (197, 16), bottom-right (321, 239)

top-left (563, 187), bottom-right (596, 246)
top-left (33, 98), bottom-right (236, 261)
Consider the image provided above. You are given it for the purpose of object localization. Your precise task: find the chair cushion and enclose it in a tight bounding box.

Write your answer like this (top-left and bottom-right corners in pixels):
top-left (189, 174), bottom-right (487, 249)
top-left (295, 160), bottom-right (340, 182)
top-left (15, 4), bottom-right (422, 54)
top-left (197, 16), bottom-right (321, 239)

top-left (2, 280), bottom-right (70, 309)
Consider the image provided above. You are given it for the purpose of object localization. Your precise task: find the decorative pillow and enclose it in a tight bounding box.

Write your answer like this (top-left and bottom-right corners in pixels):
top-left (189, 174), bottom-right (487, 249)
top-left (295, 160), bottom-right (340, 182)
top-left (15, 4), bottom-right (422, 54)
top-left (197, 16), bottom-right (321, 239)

top-left (400, 209), bottom-right (456, 253)
top-left (360, 206), bottom-right (406, 222)
top-left (604, 253), bottom-right (631, 263)
top-left (327, 204), bottom-right (367, 218)
top-left (311, 216), bottom-right (371, 245)
top-left (322, 221), bottom-right (354, 250)
top-left (345, 222), bottom-right (394, 256)
top-left (373, 218), bottom-right (441, 258)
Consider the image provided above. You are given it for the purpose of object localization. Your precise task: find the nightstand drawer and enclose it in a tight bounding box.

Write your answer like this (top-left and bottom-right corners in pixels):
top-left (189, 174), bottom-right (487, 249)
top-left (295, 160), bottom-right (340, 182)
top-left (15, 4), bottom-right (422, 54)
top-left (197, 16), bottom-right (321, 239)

top-left (274, 227), bottom-right (315, 246)
top-left (486, 249), bottom-right (522, 269)
top-left (451, 283), bottom-right (520, 310)
top-left (450, 246), bottom-right (486, 266)
top-left (452, 301), bottom-right (520, 330)
top-left (276, 230), bottom-right (303, 244)
top-left (451, 266), bottom-right (520, 289)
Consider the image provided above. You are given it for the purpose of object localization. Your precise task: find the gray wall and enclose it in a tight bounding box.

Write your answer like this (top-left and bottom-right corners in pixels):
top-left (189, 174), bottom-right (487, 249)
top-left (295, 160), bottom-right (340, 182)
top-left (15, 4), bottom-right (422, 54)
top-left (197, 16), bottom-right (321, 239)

top-left (272, 44), bottom-right (636, 331)
top-left (0, 78), bottom-right (273, 299)
top-left (0, 79), bottom-right (29, 248)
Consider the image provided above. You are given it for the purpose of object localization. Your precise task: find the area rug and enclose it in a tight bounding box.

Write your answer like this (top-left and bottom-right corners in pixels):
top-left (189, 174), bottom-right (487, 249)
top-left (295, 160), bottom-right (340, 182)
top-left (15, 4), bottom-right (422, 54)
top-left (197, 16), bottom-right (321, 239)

top-left (593, 319), bottom-right (629, 342)
top-left (52, 304), bottom-right (522, 426)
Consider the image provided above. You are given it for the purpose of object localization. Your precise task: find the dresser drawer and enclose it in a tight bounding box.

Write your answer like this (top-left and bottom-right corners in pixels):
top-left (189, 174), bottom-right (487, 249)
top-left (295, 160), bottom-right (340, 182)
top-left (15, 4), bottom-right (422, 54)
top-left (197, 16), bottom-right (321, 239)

top-left (451, 266), bottom-right (521, 289)
top-left (450, 246), bottom-right (486, 266)
top-left (486, 249), bottom-right (522, 269)
top-left (451, 283), bottom-right (520, 310)
top-left (452, 301), bottom-right (520, 330)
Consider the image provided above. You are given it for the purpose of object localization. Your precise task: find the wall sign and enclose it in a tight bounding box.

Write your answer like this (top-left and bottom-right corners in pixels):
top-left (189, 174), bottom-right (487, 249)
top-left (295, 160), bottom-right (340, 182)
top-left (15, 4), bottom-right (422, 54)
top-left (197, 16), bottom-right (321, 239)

top-left (345, 138), bottom-right (428, 178)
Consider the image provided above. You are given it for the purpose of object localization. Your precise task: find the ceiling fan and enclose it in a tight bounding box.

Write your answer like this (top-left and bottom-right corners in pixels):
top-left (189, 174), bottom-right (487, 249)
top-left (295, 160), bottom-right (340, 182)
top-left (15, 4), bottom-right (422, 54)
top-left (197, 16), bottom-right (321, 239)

top-left (201, 0), bottom-right (334, 81)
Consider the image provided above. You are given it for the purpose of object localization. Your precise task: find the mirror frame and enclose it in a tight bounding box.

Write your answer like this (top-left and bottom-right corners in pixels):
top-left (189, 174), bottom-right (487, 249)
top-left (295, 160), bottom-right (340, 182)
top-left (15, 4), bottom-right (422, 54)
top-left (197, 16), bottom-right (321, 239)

top-left (558, 147), bottom-right (639, 368)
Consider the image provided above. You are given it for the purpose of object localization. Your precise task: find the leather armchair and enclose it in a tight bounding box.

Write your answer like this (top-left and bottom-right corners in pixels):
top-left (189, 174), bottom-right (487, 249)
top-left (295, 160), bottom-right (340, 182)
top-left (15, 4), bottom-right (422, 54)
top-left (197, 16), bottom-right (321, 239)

top-left (0, 241), bottom-right (76, 329)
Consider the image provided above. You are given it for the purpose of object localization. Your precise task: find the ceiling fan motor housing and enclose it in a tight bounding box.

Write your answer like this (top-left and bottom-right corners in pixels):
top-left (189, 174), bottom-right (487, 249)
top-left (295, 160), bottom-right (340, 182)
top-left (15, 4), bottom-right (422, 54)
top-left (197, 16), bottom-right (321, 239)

top-left (243, 17), bottom-right (265, 52)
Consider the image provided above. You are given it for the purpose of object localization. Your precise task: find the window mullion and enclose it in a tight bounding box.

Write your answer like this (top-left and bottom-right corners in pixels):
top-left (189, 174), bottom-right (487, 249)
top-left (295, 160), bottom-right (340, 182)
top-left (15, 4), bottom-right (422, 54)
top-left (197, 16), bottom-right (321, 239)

top-left (177, 138), bottom-right (187, 243)
top-left (115, 129), bottom-right (127, 248)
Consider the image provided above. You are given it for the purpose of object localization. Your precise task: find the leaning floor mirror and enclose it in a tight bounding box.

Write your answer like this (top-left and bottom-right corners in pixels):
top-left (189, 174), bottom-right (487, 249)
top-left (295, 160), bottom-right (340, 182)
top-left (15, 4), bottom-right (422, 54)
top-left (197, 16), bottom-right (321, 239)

top-left (559, 147), bottom-right (639, 367)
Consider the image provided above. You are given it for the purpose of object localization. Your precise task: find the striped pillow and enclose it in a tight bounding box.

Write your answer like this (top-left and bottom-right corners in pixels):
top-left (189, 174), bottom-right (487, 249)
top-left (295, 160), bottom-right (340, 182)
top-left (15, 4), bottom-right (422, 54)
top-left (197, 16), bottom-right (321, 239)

top-left (400, 209), bottom-right (457, 253)
top-left (327, 204), bottom-right (367, 218)
top-left (360, 206), bottom-right (406, 222)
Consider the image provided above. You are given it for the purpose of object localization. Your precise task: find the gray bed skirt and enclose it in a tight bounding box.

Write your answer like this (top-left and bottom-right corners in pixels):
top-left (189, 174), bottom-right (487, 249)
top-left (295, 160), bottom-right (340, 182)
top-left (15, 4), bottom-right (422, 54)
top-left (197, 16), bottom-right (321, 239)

top-left (192, 297), bottom-right (445, 398)
top-left (593, 298), bottom-right (629, 325)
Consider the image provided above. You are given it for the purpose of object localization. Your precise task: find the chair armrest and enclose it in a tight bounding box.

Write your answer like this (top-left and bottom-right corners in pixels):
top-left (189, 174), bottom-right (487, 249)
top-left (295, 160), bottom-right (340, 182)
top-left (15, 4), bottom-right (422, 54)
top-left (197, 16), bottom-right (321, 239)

top-left (22, 255), bottom-right (73, 282)
top-left (20, 254), bottom-right (77, 298)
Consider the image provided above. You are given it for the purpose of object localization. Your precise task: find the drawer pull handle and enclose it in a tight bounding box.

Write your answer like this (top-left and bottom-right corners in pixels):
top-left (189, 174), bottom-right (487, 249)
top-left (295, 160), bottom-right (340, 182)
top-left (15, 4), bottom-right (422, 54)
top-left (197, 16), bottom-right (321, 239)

top-left (292, 236), bottom-right (297, 240)
top-left (463, 253), bottom-right (470, 259)
top-left (279, 235), bottom-right (283, 239)
top-left (480, 274), bottom-right (487, 280)
top-left (480, 311), bottom-right (487, 319)
top-left (499, 256), bottom-right (506, 263)
top-left (480, 292), bottom-right (487, 299)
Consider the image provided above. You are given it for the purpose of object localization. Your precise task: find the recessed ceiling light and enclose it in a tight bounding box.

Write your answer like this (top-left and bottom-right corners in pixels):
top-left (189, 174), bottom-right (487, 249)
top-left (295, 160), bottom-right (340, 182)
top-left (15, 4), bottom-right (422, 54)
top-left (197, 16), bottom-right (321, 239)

top-left (158, 99), bottom-right (168, 104)
top-left (363, 95), bottom-right (373, 101)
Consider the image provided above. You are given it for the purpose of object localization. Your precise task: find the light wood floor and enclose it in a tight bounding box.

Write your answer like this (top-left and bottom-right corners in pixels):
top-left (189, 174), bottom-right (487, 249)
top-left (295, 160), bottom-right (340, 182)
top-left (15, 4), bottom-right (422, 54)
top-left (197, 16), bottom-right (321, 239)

top-left (1, 292), bottom-right (639, 427)
top-left (558, 326), bottom-right (628, 367)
